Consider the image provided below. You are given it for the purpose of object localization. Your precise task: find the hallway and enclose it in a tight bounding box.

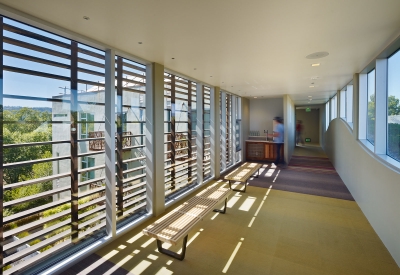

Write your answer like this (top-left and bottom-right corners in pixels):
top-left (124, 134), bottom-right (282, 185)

top-left (61, 146), bottom-right (400, 275)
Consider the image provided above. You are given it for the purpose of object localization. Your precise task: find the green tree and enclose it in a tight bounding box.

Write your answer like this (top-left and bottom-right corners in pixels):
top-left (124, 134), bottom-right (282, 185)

top-left (388, 95), bottom-right (400, 115)
top-left (3, 108), bottom-right (53, 213)
top-left (4, 108), bottom-right (52, 134)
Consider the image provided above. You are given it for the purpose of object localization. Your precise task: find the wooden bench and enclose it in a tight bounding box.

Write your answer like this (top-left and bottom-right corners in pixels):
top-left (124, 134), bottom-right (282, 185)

top-left (142, 185), bottom-right (232, 260)
top-left (224, 162), bottom-right (262, 192)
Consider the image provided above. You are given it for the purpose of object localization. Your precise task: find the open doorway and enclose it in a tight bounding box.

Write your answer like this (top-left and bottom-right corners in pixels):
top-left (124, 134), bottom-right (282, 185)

top-left (295, 107), bottom-right (320, 146)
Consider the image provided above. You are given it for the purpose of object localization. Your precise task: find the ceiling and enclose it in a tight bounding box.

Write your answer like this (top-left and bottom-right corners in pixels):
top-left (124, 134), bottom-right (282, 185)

top-left (1, 0), bottom-right (400, 105)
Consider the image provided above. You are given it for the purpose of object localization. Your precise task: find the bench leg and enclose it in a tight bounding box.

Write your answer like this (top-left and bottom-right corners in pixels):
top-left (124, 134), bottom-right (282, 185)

top-left (229, 180), bottom-right (247, 193)
top-left (157, 235), bottom-right (188, 261)
top-left (213, 198), bottom-right (227, 214)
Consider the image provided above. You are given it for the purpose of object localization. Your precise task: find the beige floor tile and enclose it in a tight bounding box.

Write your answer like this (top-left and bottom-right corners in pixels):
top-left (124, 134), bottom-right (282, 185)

top-left (85, 177), bottom-right (399, 275)
top-left (270, 257), bottom-right (324, 275)
top-left (274, 235), bottom-right (323, 270)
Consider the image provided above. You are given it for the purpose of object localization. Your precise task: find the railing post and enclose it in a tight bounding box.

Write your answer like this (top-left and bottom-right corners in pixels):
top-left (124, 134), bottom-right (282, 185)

top-left (70, 41), bottom-right (79, 242)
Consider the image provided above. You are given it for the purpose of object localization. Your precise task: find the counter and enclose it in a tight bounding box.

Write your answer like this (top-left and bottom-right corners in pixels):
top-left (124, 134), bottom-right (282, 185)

top-left (245, 140), bottom-right (283, 161)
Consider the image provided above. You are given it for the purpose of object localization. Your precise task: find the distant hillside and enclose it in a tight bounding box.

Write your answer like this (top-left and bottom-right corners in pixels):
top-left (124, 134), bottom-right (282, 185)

top-left (4, 106), bottom-right (52, 113)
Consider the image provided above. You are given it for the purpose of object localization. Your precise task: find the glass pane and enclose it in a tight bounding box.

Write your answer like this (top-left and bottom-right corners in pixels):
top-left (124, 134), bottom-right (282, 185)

top-left (367, 69), bottom-right (376, 145)
top-left (387, 50), bottom-right (400, 161)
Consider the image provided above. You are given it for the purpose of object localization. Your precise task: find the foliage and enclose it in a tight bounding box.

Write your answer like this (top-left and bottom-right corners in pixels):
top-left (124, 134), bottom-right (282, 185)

top-left (3, 108), bottom-right (52, 134)
top-left (3, 108), bottom-right (53, 215)
top-left (388, 95), bottom-right (400, 116)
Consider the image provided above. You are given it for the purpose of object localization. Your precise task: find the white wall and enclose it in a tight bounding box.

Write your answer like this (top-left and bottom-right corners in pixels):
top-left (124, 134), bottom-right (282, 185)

top-left (324, 118), bottom-right (400, 267)
top-left (295, 108), bottom-right (320, 144)
top-left (249, 97), bottom-right (283, 136)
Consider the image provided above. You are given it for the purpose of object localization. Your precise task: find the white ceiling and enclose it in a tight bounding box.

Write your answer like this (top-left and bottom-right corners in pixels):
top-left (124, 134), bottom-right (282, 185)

top-left (1, 0), bottom-right (400, 105)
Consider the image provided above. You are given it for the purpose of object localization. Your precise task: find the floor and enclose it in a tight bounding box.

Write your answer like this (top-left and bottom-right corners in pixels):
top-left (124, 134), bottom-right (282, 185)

top-left (62, 145), bottom-right (400, 275)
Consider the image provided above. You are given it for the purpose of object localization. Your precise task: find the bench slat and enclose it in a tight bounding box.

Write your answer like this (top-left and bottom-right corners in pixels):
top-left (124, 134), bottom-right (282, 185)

top-left (143, 185), bottom-right (231, 246)
top-left (224, 162), bottom-right (262, 183)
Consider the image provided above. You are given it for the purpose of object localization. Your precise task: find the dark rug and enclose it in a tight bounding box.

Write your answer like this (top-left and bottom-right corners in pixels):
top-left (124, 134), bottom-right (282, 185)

top-left (247, 157), bottom-right (354, 201)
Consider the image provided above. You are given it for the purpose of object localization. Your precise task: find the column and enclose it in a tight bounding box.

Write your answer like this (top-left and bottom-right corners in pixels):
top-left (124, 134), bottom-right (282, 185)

top-left (220, 92), bottom-right (227, 172)
top-left (375, 59), bottom-right (388, 154)
top-left (196, 84), bottom-right (203, 184)
top-left (104, 48), bottom-right (116, 237)
top-left (146, 63), bottom-right (165, 217)
top-left (211, 87), bottom-right (220, 178)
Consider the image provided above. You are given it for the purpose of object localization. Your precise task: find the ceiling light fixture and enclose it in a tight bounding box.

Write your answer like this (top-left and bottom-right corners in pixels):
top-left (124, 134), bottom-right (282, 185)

top-left (254, 97), bottom-right (257, 98)
top-left (172, 58), bottom-right (175, 59)
top-left (308, 96), bottom-right (312, 97)
top-left (311, 63), bottom-right (320, 67)
top-left (83, 16), bottom-right (90, 20)
top-left (138, 42), bottom-right (142, 44)
top-left (309, 86), bottom-right (315, 88)
top-left (306, 52), bottom-right (329, 59)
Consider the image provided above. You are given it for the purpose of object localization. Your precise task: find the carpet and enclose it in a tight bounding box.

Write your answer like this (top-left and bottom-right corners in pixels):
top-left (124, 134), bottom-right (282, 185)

top-left (247, 156), bottom-right (354, 201)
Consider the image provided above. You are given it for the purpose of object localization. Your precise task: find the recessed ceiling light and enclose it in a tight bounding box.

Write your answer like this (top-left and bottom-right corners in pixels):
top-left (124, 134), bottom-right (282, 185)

top-left (309, 85), bottom-right (315, 88)
top-left (311, 63), bottom-right (320, 67)
top-left (254, 97), bottom-right (257, 98)
top-left (308, 96), bottom-right (312, 97)
top-left (306, 52), bottom-right (329, 59)
top-left (83, 16), bottom-right (90, 20)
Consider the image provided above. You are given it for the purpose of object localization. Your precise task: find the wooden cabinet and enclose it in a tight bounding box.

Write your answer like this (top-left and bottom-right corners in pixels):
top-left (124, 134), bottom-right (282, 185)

top-left (246, 140), bottom-right (283, 161)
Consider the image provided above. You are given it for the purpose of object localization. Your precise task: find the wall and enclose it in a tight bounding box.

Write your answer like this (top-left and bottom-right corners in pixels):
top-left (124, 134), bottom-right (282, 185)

top-left (241, 98), bottom-right (250, 160)
top-left (295, 108), bottom-right (320, 144)
top-left (325, 118), bottom-right (400, 267)
top-left (319, 104), bottom-right (326, 146)
top-left (249, 97), bottom-right (283, 136)
top-left (283, 95), bottom-right (295, 164)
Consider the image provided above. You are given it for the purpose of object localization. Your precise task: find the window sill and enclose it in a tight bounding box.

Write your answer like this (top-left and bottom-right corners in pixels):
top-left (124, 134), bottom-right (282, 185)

top-left (359, 139), bottom-right (400, 173)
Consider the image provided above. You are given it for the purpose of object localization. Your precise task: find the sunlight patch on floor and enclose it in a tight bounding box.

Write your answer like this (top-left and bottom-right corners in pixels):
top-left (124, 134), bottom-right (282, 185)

top-left (155, 266), bottom-right (174, 275)
top-left (239, 196), bottom-right (256, 211)
top-left (227, 192), bottom-right (242, 208)
top-left (222, 238), bottom-right (244, 273)
top-left (177, 230), bottom-right (201, 254)
top-left (273, 170), bottom-right (280, 182)
top-left (248, 187), bottom-right (272, 227)
top-left (141, 237), bottom-right (155, 248)
top-left (127, 232), bottom-right (144, 244)
top-left (130, 260), bottom-right (152, 275)
top-left (147, 254), bottom-right (159, 260)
